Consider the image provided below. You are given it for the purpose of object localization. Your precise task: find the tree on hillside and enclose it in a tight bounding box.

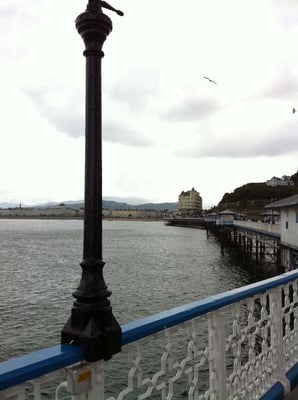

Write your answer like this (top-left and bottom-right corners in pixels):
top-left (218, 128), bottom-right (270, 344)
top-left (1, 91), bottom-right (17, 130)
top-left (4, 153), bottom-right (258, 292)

top-left (291, 170), bottom-right (298, 185)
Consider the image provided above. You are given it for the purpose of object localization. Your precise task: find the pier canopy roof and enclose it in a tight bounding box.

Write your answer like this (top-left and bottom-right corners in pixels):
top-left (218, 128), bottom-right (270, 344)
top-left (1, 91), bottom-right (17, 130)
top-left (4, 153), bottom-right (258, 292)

top-left (218, 209), bottom-right (236, 215)
top-left (265, 194), bottom-right (298, 209)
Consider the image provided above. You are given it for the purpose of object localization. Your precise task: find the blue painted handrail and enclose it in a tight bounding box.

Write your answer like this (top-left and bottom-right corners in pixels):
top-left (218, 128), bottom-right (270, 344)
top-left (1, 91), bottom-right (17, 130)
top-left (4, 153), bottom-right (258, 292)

top-left (0, 344), bottom-right (83, 391)
top-left (121, 269), bottom-right (298, 345)
top-left (1, 269), bottom-right (298, 392)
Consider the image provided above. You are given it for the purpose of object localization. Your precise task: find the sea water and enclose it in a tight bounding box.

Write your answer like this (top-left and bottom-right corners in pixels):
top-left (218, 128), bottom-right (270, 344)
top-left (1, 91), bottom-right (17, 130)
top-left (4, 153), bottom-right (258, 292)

top-left (0, 219), bottom-right (274, 362)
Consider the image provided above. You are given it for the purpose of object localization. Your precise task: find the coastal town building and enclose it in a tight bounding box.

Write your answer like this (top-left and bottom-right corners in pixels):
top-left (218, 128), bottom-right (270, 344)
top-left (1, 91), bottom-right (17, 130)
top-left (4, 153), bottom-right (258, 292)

top-left (178, 188), bottom-right (202, 216)
top-left (265, 194), bottom-right (298, 270)
top-left (0, 205), bottom-right (162, 220)
top-left (266, 175), bottom-right (294, 187)
top-left (0, 203), bottom-right (78, 218)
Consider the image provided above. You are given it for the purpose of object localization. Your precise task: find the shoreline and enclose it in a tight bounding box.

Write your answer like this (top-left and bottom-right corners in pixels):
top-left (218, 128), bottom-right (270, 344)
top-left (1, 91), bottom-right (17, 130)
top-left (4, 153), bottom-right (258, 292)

top-left (0, 216), bottom-right (162, 222)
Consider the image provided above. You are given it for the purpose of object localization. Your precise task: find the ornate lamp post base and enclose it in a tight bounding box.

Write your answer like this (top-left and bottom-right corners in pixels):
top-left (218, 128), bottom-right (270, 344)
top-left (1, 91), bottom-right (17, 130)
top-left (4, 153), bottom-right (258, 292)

top-left (62, 300), bottom-right (121, 362)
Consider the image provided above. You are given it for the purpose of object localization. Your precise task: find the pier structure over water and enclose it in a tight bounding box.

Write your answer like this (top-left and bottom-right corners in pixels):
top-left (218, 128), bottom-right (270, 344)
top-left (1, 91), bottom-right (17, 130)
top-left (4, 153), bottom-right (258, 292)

top-left (206, 209), bottom-right (298, 273)
top-left (207, 220), bottom-right (282, 270)
top-left (164, 217), bottom-right (283, 269)
top-left (164, 217), bottom-right (207, 228)
top-left (165, 216), bottom-right (298, 272)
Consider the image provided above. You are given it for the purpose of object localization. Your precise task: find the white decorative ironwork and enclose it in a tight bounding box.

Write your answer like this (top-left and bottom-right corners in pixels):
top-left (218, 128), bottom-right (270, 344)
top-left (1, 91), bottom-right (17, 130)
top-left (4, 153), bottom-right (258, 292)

top-left (104, 319), bottom-right (211, 400)
top-left (1, 276), bottom-right (298, 400)
top-left (0, 371), bottom-right (67, 400)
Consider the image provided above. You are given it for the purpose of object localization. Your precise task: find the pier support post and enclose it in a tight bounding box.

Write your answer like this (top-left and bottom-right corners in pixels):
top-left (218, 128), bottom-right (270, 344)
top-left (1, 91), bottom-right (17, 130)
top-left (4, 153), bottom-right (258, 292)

top-left (61, 0), bottom-right (123, 362)
top-left (233, 228), bottom-right (237, 246)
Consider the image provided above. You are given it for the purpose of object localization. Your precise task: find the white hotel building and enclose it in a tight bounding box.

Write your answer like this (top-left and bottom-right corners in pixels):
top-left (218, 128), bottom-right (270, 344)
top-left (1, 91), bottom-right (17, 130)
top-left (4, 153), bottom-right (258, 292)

top-left (178, 188), bottom-right (202, 216)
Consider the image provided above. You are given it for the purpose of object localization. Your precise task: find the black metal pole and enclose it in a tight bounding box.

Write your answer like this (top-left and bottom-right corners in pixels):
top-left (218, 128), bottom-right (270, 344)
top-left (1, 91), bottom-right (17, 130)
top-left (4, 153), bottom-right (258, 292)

top-left (61, 0), bottom-right (121, 362)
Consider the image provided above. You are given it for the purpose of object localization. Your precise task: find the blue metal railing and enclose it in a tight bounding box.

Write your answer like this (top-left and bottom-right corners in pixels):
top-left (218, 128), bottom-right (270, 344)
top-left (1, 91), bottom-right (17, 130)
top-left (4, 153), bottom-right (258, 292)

top-left (0, 345), bottom-right (83, 391)
top-left (122, 269), bottom-right (298, 345)
top-left (2, 269), bottom-right (298, 398)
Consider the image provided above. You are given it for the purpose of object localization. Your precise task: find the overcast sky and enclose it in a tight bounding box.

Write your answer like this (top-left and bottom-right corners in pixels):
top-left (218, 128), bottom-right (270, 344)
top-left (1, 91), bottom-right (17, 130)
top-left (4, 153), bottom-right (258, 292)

top-left (1, 0), bottom-right (298, 208)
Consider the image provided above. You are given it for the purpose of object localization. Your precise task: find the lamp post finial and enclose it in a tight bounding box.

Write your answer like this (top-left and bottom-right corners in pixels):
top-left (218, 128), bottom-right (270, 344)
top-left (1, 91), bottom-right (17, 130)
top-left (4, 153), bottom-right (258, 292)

top-left (100, 1), bottom-right (124, 16)
top-left (87, 0), bottom-right (124, 16)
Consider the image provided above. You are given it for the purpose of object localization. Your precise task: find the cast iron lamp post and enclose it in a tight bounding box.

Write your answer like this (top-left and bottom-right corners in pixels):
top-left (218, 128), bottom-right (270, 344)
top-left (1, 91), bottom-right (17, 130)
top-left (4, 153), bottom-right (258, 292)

top-left (61, 0), bottom-right (123, 362)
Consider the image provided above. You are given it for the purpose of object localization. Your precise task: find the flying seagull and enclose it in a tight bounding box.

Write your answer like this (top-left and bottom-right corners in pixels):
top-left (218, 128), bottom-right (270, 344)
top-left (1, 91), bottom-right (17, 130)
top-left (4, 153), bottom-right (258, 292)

top-left (203, 76), bottom-right (217, 85)
top-left (293, 108), bottom-right (297, 114)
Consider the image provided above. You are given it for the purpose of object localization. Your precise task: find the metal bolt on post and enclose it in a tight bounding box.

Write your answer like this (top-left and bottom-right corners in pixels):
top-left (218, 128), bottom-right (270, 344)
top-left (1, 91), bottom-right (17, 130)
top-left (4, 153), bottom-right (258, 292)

top-left (61, 0), bottom-right (123, 362)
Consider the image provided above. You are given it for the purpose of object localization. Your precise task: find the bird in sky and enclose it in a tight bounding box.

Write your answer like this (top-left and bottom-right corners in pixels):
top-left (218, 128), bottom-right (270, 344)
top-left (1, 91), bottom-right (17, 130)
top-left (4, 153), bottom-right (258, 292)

top-left (203, 76), bottom-right (217, 85)
top-left (293, 108), bottom-right (297, 114)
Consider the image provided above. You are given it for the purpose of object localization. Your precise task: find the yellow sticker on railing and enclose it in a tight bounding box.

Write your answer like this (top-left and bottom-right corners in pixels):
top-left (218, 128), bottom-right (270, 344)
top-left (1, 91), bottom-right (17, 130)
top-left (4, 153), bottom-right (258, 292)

top-left (77, 370), bottom-right (92, 382)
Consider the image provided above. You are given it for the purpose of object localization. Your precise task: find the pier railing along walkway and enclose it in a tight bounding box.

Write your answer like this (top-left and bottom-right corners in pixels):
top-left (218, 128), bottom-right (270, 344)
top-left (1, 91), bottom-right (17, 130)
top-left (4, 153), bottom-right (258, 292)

top-left (234, 221), bottom-right (281, 238)
top-left (2, 270), bottom-right (298, 399)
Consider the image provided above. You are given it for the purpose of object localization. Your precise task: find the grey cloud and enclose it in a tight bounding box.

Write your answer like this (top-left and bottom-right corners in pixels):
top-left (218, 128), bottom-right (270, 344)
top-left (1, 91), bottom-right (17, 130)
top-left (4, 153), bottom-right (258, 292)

top-left (0, 4), bottom-right (28, 18)
top-left (23, 87), bottom-right (84, 138)
top-left (103, 121), bottom-right (151, 147)
top-left (0, 4), bottom-right (39, 61)
top-left (23, 87), bottom-right (151, 147)
top-left (260, 72), bottom-right (298, 100)
top-left (108, 70), bottom-right (159, 111)
top-left (176, 122), bottom-right (298, 159)
top-left (108, 71), bottom-right (220, 123)
top-left (48, 112), bottom-right (84, 138)
top-left (0, 3), bottom-right (41, 28)
top-left (160, 97), bottom-right (220, 122)
top-left (271, 1), bottom-right (298, 29)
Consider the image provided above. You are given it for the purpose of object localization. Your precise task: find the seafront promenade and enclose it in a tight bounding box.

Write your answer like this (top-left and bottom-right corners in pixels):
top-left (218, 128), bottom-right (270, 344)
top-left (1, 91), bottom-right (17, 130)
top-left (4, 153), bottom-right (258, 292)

top-left (0, 215), bottom-right (161, 221)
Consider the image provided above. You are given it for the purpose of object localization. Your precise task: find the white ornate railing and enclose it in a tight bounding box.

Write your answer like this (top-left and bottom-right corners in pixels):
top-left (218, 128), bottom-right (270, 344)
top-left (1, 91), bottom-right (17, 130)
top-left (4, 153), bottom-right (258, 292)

top-left (2, 270), bottom-right (298, 400)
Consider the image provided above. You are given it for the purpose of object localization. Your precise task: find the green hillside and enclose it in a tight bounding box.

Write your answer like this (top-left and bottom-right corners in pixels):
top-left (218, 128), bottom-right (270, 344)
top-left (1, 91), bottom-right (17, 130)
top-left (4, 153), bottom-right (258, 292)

top-left (217, 182), bottom-right (298, 211)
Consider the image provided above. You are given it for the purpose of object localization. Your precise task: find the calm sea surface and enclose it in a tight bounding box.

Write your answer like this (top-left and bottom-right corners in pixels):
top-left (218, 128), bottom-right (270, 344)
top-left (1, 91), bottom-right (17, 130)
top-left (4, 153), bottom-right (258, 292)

top-left (0, 219), bottom-right (276, 362)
